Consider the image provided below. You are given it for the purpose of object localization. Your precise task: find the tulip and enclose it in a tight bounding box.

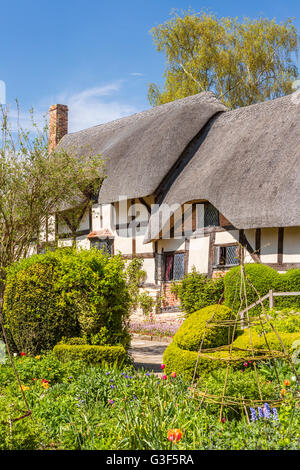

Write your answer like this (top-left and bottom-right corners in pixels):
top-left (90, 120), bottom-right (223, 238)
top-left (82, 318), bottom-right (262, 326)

top-left (161, 364), bottom-right (165, 370)
top-left (162, 375), bottom-right (167, 380)
top-left (283, 379), bottom-right (291, 387)
top-left (167, 429), bottom-right (182, 442)
top-left (171, 371), bottom-right (177, 378)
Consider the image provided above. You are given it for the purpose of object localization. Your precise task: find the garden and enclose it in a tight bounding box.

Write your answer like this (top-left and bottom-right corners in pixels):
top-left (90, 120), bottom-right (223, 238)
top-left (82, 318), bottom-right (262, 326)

top-left (0, 250), bottom-right (299, 450)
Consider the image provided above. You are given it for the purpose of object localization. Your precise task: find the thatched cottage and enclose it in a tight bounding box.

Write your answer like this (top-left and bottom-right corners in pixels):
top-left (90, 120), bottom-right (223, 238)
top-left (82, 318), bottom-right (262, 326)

top-left (38, 91), bottom-right (300, 310)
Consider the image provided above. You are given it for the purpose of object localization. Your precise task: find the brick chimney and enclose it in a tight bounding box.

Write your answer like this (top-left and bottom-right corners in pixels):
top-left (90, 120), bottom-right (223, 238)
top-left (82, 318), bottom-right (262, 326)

top-left (48, 104), bottom-right (68, 152)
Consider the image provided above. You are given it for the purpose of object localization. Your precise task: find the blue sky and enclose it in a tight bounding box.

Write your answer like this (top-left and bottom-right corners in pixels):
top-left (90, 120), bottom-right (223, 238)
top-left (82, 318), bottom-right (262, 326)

top-left (1, 0), bottom-right (300, 132)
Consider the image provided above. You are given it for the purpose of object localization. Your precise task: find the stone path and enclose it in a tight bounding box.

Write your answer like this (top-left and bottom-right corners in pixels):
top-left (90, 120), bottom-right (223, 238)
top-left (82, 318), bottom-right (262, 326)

top-left (129, 337), bottom-right (170, 372)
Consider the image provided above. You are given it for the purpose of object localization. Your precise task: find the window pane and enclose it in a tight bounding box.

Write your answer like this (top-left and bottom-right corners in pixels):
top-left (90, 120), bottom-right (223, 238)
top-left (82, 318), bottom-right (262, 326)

top-left (173, 253), bottom-right (185, 280)
top-left (165, 254), bottom-right (173, 281)
top-left (204, 203), bottom-right (219, 227)
top-left (226, 245), bottom-right (239, 265)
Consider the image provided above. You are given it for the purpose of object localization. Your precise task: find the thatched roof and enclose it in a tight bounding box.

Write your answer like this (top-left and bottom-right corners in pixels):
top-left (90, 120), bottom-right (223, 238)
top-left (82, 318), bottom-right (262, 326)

top-left (58, 91), bottom-right (226, 205)
top-left (58, 91), bottom-right (300, 236)
top-left (150, 93), bottom-right (300, 236)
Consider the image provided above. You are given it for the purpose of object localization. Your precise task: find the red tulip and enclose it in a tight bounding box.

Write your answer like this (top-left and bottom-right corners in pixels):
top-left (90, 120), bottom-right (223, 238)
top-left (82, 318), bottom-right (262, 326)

top-left (167, 429), bottom-right (182, 442)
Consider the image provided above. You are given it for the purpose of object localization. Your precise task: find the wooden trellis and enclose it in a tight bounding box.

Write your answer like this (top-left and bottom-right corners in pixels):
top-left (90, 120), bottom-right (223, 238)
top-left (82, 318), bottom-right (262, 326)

top-left (190, 264), bottom-right (300, 422)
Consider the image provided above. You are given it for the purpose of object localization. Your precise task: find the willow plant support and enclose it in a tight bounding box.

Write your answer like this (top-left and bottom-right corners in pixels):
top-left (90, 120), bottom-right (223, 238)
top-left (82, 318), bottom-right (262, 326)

top-left (191, 260), bottom-right (300, 422)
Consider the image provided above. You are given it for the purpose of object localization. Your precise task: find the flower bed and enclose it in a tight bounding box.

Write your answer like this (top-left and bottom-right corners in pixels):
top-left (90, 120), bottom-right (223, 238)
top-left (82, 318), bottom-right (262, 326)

top-left (0, 352), bottom-right (299, 450)
top-left (129, 319), bottom-right (183, 339)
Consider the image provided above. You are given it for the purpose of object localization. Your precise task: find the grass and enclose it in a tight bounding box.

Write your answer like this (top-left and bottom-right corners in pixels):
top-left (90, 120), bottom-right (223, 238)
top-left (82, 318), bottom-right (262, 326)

top-left (0, 352), bottom-right (299, 450)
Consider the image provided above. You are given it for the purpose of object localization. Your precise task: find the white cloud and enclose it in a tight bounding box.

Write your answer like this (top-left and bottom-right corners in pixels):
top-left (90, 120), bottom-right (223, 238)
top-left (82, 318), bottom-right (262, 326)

top-left (57, 81), bottom-right (140, 132)
top-left (4, 80), bottom-right (142, 134)
top-left (129, 72), bottom-right (144, 77)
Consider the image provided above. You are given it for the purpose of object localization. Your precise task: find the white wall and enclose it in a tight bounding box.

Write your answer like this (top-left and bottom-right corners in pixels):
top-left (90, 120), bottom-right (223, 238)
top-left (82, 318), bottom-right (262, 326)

top-left (188, 236), bottom-right (210, 274)
top-left (260, 228), bottom-right (278, 263)
top-left (283, 227), bottom-right (300, 263)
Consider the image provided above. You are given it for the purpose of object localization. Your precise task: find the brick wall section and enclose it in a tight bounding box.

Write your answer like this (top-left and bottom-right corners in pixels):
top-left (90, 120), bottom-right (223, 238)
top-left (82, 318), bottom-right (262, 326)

top-left (161, 281), bottom-right (181, 309)
top-left (49, 104), bottom-right (68, 152)
top-left (212, 270), bottom-right (228, 279)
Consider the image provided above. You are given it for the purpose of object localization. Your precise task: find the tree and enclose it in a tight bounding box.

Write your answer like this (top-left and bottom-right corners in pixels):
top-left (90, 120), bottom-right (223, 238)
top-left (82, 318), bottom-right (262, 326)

top-left (0, 104), bottom-right (105, 298)
top-left (148, 11), bottom-right (299, 109)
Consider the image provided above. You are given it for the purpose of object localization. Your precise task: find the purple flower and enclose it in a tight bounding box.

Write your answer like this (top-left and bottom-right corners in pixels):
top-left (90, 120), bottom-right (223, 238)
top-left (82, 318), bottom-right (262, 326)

top-left (258, 407), bottom-right (264, 419)
top-left (263, 403), bottom-right (272, 419)
top-left (272, 408), bottom-right (279, 421)
top-left (105, 372), bottom-right (110, 376)
top-left (250, 407), bottom-right (257, 422)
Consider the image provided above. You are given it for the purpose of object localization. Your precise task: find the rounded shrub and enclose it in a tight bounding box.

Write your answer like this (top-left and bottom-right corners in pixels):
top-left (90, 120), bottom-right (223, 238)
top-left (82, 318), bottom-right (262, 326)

top-left (3, 248), bottom-right (131, 355)
top-left (173, 304), bottom-right (234, 352)
top-left (224, 264), bottom-right (279, 313)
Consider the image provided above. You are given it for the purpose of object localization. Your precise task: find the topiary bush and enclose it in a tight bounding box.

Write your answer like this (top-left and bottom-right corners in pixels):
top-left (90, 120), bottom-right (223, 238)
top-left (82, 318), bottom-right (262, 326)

top-left (53, 344), bottom-right (127, 366)
top-left (171, 268), bottom-right (224, 316)
top-left (172, 304), bottom-right (234, 352)
top-left (3, 248), bottom-right (131, 355)
top-left (163, 303), bottom-right (300, 380)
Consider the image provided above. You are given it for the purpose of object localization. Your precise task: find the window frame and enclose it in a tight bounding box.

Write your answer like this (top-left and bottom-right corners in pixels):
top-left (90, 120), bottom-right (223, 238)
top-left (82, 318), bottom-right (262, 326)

top-left (163, 251), bottom-right (185, 281)
top-left (214, 244), bottom-right (240, 268)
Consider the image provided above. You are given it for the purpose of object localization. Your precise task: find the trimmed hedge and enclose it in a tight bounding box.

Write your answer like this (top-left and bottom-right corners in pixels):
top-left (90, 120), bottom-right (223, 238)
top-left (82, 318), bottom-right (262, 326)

top-left (224, 264), bottom-right (300, 313)
top-left (53, 344), bottom-right (127, 366)
top-left (3, 248), bottom-right (131, 355)
top-left (173, 305), bottom-right (234, 352)
top-left (163, 303), bottom-right (300, 380)
top-left (233, 329), bottom-right (300, 353)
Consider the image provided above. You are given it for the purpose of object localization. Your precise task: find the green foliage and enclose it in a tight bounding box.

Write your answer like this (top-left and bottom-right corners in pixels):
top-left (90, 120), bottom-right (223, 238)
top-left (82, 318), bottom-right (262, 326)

top-left (199, 368), bottom-right (279, 419)
top-left (53, 344), bottom-right (127, 367)
top-left (253, 309), bottom-right (300, 335)
top-left (171, 268), bottom-right (224, 316)
top-left (3, 248), bottom-right (131, 354)
top-left (163, 308), bottom-right (299, 380)
top-left (173, 304), bottom-right (234, 352)
top-left (0, 353), bottom-right (299, 449)
top-left (0, 104), bottom-right (104, 297)
top-left (224, 264), bottom-right (300, 313)
top-left (126, 258), bottom-right (146, 312)
top-left (275, 270), bottom-right (300, 310)
top-left (137, 291), bottom-right (155, 317)
top-left (148, 10), bottom-right (298, 109)
top-left (233, 329), bottom-right (300, 354)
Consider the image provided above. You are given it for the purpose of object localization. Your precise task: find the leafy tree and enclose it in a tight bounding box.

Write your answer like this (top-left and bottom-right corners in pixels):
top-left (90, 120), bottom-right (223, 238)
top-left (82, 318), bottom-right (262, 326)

top-left (148, 10), bottom-right (299, 108)
top-left (0, 104), bottom-right (105, 298)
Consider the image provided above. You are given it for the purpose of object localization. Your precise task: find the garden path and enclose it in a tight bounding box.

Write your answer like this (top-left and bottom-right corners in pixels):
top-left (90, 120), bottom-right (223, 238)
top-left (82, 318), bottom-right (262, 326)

top-left (129, 337), bottom-right (170, 372)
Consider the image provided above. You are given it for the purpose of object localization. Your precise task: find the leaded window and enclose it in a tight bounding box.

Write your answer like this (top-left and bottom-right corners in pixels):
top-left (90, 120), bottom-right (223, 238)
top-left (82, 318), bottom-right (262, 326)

top-left (90, 238), bottom-right (113, 256)
top-left (214, 245), bottom-right (239, 267)
top-left (204, 203), bottom-right (219, 227)
top-left (164, 252), bottom-right (185, 281)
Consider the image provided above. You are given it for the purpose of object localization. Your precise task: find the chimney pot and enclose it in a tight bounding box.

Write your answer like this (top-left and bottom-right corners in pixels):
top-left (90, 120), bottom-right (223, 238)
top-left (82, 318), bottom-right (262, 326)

top-left (48, 104), bottom-right (68, 152)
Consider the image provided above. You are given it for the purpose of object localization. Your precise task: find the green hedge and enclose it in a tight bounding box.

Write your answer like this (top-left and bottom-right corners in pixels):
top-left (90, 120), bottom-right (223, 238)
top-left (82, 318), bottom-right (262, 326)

top-left (224, 264), bottom-right (300, 313)
top-left (173, 305), bottom-right (234, 352)
top-left (163, 303), bottom-right (300, 380)
top-left (171, 268), bottom-right (224, 316)
top-left (3, 248), bottom-right (131, 355)
top-left (53, 344), bottom-right (127, 366)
